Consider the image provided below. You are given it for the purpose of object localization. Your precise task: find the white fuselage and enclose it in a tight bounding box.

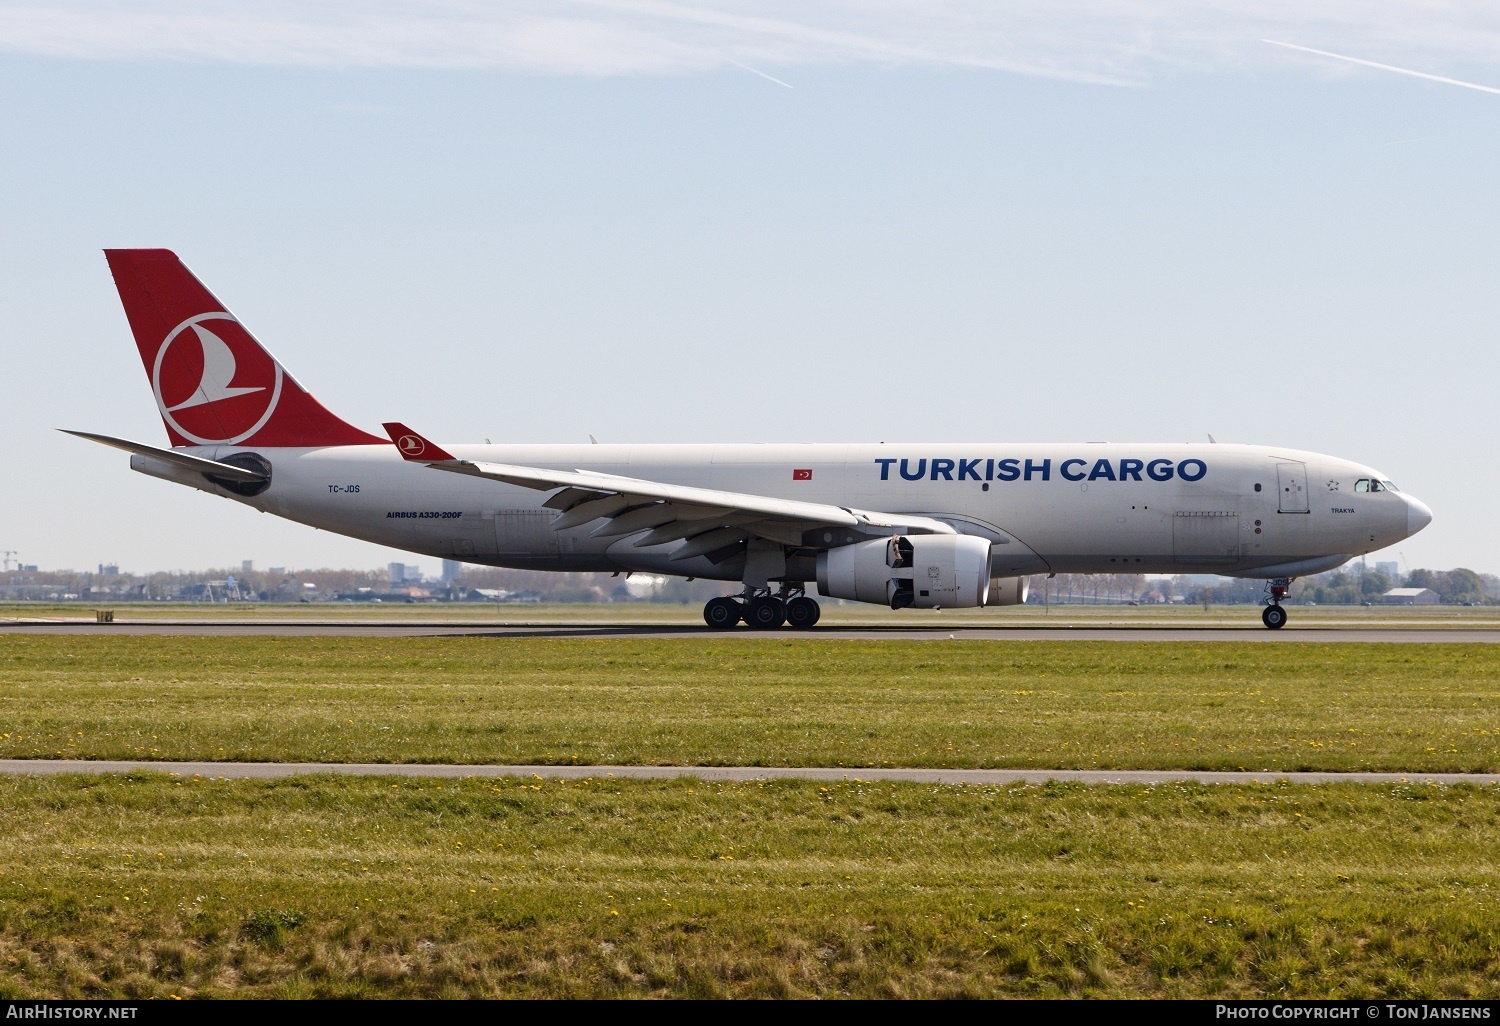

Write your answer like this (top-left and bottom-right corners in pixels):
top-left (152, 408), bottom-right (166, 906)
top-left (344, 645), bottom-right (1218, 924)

top-left (135, 441), bottom-right (1427, 583)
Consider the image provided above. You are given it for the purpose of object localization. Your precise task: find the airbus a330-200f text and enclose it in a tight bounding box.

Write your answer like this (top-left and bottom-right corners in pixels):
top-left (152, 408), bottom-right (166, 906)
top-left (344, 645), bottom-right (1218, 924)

top-left (69, 250), bottom-right (1433, 629)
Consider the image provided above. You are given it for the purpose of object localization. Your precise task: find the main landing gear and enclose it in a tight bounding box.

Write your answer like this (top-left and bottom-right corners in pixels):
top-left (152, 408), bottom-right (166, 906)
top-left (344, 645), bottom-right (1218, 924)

top-left (1261, 578), bottom-right (1291, 630)
top-left (703, 596), bottom-right (743, 629)
top-left (703, 586), bottom-right (821, 630)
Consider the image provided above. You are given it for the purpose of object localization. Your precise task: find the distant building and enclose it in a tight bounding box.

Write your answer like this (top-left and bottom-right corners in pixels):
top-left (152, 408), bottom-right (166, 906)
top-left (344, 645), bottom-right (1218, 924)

top-left (1375, 561), bottom-right (1400, 581)
top-left (388, 562), bottom-right (423, 586)
top-left (242, 560), bottom-right (254, 573)
top-left (441, 559), bottom-right (462, 583)
top-left (98, 564), bottom-right (119, 575)
top-left (1382, 587), bottom-right (1439, 606)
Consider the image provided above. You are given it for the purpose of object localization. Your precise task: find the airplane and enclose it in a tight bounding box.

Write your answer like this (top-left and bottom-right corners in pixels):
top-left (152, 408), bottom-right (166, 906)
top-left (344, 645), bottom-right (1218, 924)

top-left (67, 249), bottom-right (1433, 630)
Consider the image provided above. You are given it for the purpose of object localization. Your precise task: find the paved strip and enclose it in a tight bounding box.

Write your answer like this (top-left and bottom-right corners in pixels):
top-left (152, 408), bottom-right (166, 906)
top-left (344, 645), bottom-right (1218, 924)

top-left (4, 622), bottom-right (1499, 642)
top-left (2, 760), bottom-right (1496, 785)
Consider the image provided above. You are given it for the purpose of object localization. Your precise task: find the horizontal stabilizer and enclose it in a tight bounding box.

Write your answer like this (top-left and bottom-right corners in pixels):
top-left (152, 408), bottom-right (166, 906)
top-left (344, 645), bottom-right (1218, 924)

top-left (60, 429), bottom-right (267, 482)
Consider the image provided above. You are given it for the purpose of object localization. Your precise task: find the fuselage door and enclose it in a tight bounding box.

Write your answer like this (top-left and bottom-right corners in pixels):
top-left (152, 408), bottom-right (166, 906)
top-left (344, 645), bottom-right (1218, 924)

top-left (494, 510), bottom-right (561, 556)
top-left (1172, 512), bottom-right (1240, 565)
top-left (1276, 462), bottom-right (1309, 513)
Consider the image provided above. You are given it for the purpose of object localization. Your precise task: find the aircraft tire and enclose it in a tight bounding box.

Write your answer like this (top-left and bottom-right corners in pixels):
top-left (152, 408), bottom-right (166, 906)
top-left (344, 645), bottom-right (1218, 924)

top-left (785, 596), bottom-right (820, 629)
top-left (744, 596), bottom-right (786, 629)
top-left (704, 597), bottom-right (743, 629)
top-left (1262, 604), bottom-right (1288, 630)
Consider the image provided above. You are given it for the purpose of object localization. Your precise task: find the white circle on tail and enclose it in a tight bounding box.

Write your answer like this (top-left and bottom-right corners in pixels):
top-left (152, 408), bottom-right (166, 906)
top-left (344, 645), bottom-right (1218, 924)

top-left (152, 312), bottom-right (284, 445)
top-left (397, 435), bottom-right (426, 456)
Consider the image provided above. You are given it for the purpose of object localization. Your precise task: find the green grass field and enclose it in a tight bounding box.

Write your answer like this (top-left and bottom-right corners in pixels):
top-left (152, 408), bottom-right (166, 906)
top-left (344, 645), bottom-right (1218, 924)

top-left (1, 773), bottom-right (1497, 998)
top-left (2, 633), bottom-right (1498, 998)
top-left (1, 636), bottom-right (1497, 771)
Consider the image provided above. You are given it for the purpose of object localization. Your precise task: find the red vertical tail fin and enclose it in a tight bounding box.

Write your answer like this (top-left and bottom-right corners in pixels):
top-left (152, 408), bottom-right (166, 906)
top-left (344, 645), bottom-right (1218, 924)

top-left (105, 249), bottom-right (385, 448)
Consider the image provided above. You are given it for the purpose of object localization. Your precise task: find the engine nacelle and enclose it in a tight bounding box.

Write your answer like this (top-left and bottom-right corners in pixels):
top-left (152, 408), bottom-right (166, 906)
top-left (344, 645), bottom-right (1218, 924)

top-left (817, 534), bottom-right (992, 609)
top-left (985, 576), bottom-right (1030, 606)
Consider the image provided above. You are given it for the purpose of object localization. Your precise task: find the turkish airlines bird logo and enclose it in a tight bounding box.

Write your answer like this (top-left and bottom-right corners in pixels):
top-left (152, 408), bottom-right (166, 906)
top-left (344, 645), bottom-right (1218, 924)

top-left (165, 324), bottom-right (264, 411)
top-left (152, 313), bottom-right (283, 445)
top-left (397, 435), bottom-right (426, 456)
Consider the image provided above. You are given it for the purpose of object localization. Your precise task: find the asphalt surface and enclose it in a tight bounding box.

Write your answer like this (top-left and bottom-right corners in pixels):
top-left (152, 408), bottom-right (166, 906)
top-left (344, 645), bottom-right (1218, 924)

top-left (1, 759), bottom-right (1496, 785)
top-left (3, 620), bottom-right (1498, 641)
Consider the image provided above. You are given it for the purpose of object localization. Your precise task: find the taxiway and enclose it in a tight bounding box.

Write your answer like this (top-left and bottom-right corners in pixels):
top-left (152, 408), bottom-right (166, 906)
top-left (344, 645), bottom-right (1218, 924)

top-left (3, 620), bottom-right (1498, 642)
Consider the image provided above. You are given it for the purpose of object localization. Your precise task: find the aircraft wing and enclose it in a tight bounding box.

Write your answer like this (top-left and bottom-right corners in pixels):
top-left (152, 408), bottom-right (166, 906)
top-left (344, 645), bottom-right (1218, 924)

top-left (382, 423), bottom-right (954, 556)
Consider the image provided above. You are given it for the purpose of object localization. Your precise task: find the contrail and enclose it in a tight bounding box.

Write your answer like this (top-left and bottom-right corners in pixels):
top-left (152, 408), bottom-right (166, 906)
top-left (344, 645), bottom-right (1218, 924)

top-left (1264, 39), bottom-right (1500, 96)
top-left (727, 58), bottom-right (793, 89)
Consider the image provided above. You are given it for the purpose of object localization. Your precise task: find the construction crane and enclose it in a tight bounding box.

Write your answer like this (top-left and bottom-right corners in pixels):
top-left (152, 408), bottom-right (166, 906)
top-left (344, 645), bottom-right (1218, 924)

top-left (1, 551), bottom-right (15, 573)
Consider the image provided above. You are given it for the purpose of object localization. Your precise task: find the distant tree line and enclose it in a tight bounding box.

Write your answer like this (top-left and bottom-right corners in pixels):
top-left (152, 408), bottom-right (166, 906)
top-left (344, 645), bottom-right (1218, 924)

top-left (1028, 567), bottom-right (1498, 607)
top-left (2, 563), bottom-right (1496, 606)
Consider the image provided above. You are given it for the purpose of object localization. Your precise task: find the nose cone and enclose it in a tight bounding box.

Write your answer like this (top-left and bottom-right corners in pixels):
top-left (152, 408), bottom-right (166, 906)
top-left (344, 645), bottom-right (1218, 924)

top-left (1404, 494), bottom-right (1433, 537)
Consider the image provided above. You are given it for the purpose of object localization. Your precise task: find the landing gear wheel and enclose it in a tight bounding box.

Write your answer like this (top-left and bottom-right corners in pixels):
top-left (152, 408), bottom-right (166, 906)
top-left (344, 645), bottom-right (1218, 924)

top-left (785, 596), bottom-right (821, 629)
top-left (1262, 604), bottom-right (1288, 630)
top-left (704, 596), bottom-right (742, 629)
top-left (744, 596), bottom-right (786, 629)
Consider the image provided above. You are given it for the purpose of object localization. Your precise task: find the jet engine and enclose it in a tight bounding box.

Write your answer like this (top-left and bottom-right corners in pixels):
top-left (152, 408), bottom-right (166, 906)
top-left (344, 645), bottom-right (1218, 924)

top-left (816, 534), bottom-right (992, 609)
top-left (985, 576), bottom-right (1029, 606)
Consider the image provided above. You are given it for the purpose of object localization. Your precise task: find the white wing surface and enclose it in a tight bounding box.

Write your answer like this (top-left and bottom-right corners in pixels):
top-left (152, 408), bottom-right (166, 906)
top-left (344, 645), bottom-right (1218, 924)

top-left (382, 423), bottom-right (953, 558)
top-left (435, 459), bottom-right (948, 552)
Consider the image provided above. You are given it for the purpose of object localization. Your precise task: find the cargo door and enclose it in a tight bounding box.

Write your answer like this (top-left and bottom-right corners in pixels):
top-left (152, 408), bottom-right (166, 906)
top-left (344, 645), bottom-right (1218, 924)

top-left (493, 510), bottom-right (560, 556)
top-left (1277, 462), bottom-right (1309, 513)
top-left (1172, 512), bottom-right (1240, 565)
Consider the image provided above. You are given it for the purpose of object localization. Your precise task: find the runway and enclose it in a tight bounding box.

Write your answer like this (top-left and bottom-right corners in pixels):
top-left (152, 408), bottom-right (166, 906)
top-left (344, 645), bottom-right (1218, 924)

top-left (3, 620), bottom-right (1499, 642)
top-left (2, 759), bottom-right (1496, 785)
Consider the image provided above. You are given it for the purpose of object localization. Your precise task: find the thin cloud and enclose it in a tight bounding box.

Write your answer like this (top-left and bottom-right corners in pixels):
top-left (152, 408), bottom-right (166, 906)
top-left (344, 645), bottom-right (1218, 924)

top-left (1264, 39), bottom-right (1500, 96)
top-left (1, 1), bottom-right (1499, 86)
top-left (726, 59), bottom-right (793, 89)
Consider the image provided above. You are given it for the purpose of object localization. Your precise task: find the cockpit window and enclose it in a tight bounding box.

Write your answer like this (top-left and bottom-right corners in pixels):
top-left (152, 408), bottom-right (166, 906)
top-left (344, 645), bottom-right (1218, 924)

top-left (1380, 479), bottom-right (1399, 492)
top-left (1370, 480), bottom-right (1385, 492)
top-left (1354, 479), bottom-right (1370, 493)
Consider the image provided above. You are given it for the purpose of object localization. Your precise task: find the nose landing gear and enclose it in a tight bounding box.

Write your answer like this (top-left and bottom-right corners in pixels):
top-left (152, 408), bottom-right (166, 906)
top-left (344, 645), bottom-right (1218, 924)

top-left (1261, 578), bottom-right (1291, 629)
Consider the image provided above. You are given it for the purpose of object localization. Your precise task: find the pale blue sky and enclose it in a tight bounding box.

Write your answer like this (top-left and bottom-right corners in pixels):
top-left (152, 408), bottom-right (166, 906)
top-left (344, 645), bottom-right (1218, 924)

top-left (1, 2), bottom-right (1495, 576)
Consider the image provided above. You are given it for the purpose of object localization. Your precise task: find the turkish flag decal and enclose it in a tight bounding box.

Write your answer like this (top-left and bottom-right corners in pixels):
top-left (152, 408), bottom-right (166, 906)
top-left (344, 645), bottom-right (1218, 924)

top-left (792, 468), bottom-right (813, 480)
